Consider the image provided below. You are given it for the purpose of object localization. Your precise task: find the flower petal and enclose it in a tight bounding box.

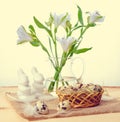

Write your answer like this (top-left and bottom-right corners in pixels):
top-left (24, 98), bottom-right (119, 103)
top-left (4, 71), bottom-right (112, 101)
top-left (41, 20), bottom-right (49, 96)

top-left (88, 11), bottom-right (104, 24)
top-left (57, 37), bottom-right (68, 51)
top-left (52, 13), bottom-right (70, 28)
top-left (57, 36), bottom-right (75, 52)
top-left (17, 25), bottom-right (32, 44)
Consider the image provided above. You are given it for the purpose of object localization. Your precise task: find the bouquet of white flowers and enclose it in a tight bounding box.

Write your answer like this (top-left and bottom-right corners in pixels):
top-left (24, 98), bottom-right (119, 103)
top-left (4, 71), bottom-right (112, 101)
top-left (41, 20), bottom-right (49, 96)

top-left (17, 5), bottom-right (104, 92)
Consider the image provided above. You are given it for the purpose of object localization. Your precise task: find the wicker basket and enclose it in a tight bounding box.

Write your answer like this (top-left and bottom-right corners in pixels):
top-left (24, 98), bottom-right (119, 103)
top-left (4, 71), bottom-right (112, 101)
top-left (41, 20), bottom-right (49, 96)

top-left (56, 85), bottom-right (104, 108)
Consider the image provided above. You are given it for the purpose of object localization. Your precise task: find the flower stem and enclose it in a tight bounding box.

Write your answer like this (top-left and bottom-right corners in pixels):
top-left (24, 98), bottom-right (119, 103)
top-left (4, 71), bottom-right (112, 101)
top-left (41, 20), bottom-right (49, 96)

top-left (76, 24), bottom-right (90, 49)
top-left (78, 24), bottom-right (89, 40)
top-left (48, 52), bottom-right (67, 92)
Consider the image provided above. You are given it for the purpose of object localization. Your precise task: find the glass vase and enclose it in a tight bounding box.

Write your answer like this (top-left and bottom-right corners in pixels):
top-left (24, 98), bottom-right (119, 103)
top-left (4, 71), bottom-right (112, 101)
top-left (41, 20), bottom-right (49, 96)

top-left (44, 56), bottom-right (84, 92)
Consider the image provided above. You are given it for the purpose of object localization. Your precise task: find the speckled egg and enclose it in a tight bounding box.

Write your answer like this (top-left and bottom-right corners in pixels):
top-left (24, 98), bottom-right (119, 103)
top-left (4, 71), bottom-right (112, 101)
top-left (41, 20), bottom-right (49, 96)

top-left (94, 85), bottom-right (102, 92)
top-left (86, 83), bottom-right (95, 91)
top-left (34, 101), bottom-right (49, 115)
top-left (57, 100), bottom-right (71, 112)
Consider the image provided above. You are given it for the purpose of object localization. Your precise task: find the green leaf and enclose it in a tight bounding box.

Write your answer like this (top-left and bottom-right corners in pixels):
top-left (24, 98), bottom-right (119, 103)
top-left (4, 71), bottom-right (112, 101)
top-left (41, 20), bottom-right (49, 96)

top-left (33, 16), bottom-right (52, 37)
top-left (77, 5), bottom-right (84, 26)
top-left (89, 23), bottom-right (96, 27)
top-left (73, 47), bottom-right (92, 54)
top-left (33, 16), bottom-right (46, 29)
top-left (30, 39), bottom-right (40, 47)
top-left (29, 25), bottom-right (36, 34)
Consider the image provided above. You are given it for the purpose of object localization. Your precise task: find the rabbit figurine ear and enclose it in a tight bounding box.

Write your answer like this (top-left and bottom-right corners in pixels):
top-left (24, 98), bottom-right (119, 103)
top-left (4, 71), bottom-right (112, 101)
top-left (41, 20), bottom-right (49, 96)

top-left (17, 68), bottom-right (29, 85)
top-left (31, 67), bottom-right (44, 83)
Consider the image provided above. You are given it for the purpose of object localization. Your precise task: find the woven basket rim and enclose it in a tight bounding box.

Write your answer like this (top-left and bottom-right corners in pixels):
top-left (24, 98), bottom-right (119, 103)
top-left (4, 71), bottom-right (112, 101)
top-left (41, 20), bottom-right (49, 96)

top-left (56, 89), bottom-right (104, 96)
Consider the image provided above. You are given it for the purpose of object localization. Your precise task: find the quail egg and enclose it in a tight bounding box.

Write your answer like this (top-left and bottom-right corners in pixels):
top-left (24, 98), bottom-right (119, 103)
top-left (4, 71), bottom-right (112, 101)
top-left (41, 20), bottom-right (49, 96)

top-left (34, 101), bottom-right (49, 115)
top-left (57, 100), bottom-right (71, 112)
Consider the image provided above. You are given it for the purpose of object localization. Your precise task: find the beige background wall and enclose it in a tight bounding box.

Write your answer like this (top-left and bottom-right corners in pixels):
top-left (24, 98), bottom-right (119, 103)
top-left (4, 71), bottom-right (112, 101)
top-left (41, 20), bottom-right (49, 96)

top-left (0, 0), bottom-right (120, 86)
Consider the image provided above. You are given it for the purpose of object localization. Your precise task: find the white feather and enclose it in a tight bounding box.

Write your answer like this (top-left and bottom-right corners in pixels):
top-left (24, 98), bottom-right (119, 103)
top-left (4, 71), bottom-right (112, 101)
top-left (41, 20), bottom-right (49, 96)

top-left (23, 103), bottom-right (35, 116)
top-left (101, 95), bottom-right (116, 101)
